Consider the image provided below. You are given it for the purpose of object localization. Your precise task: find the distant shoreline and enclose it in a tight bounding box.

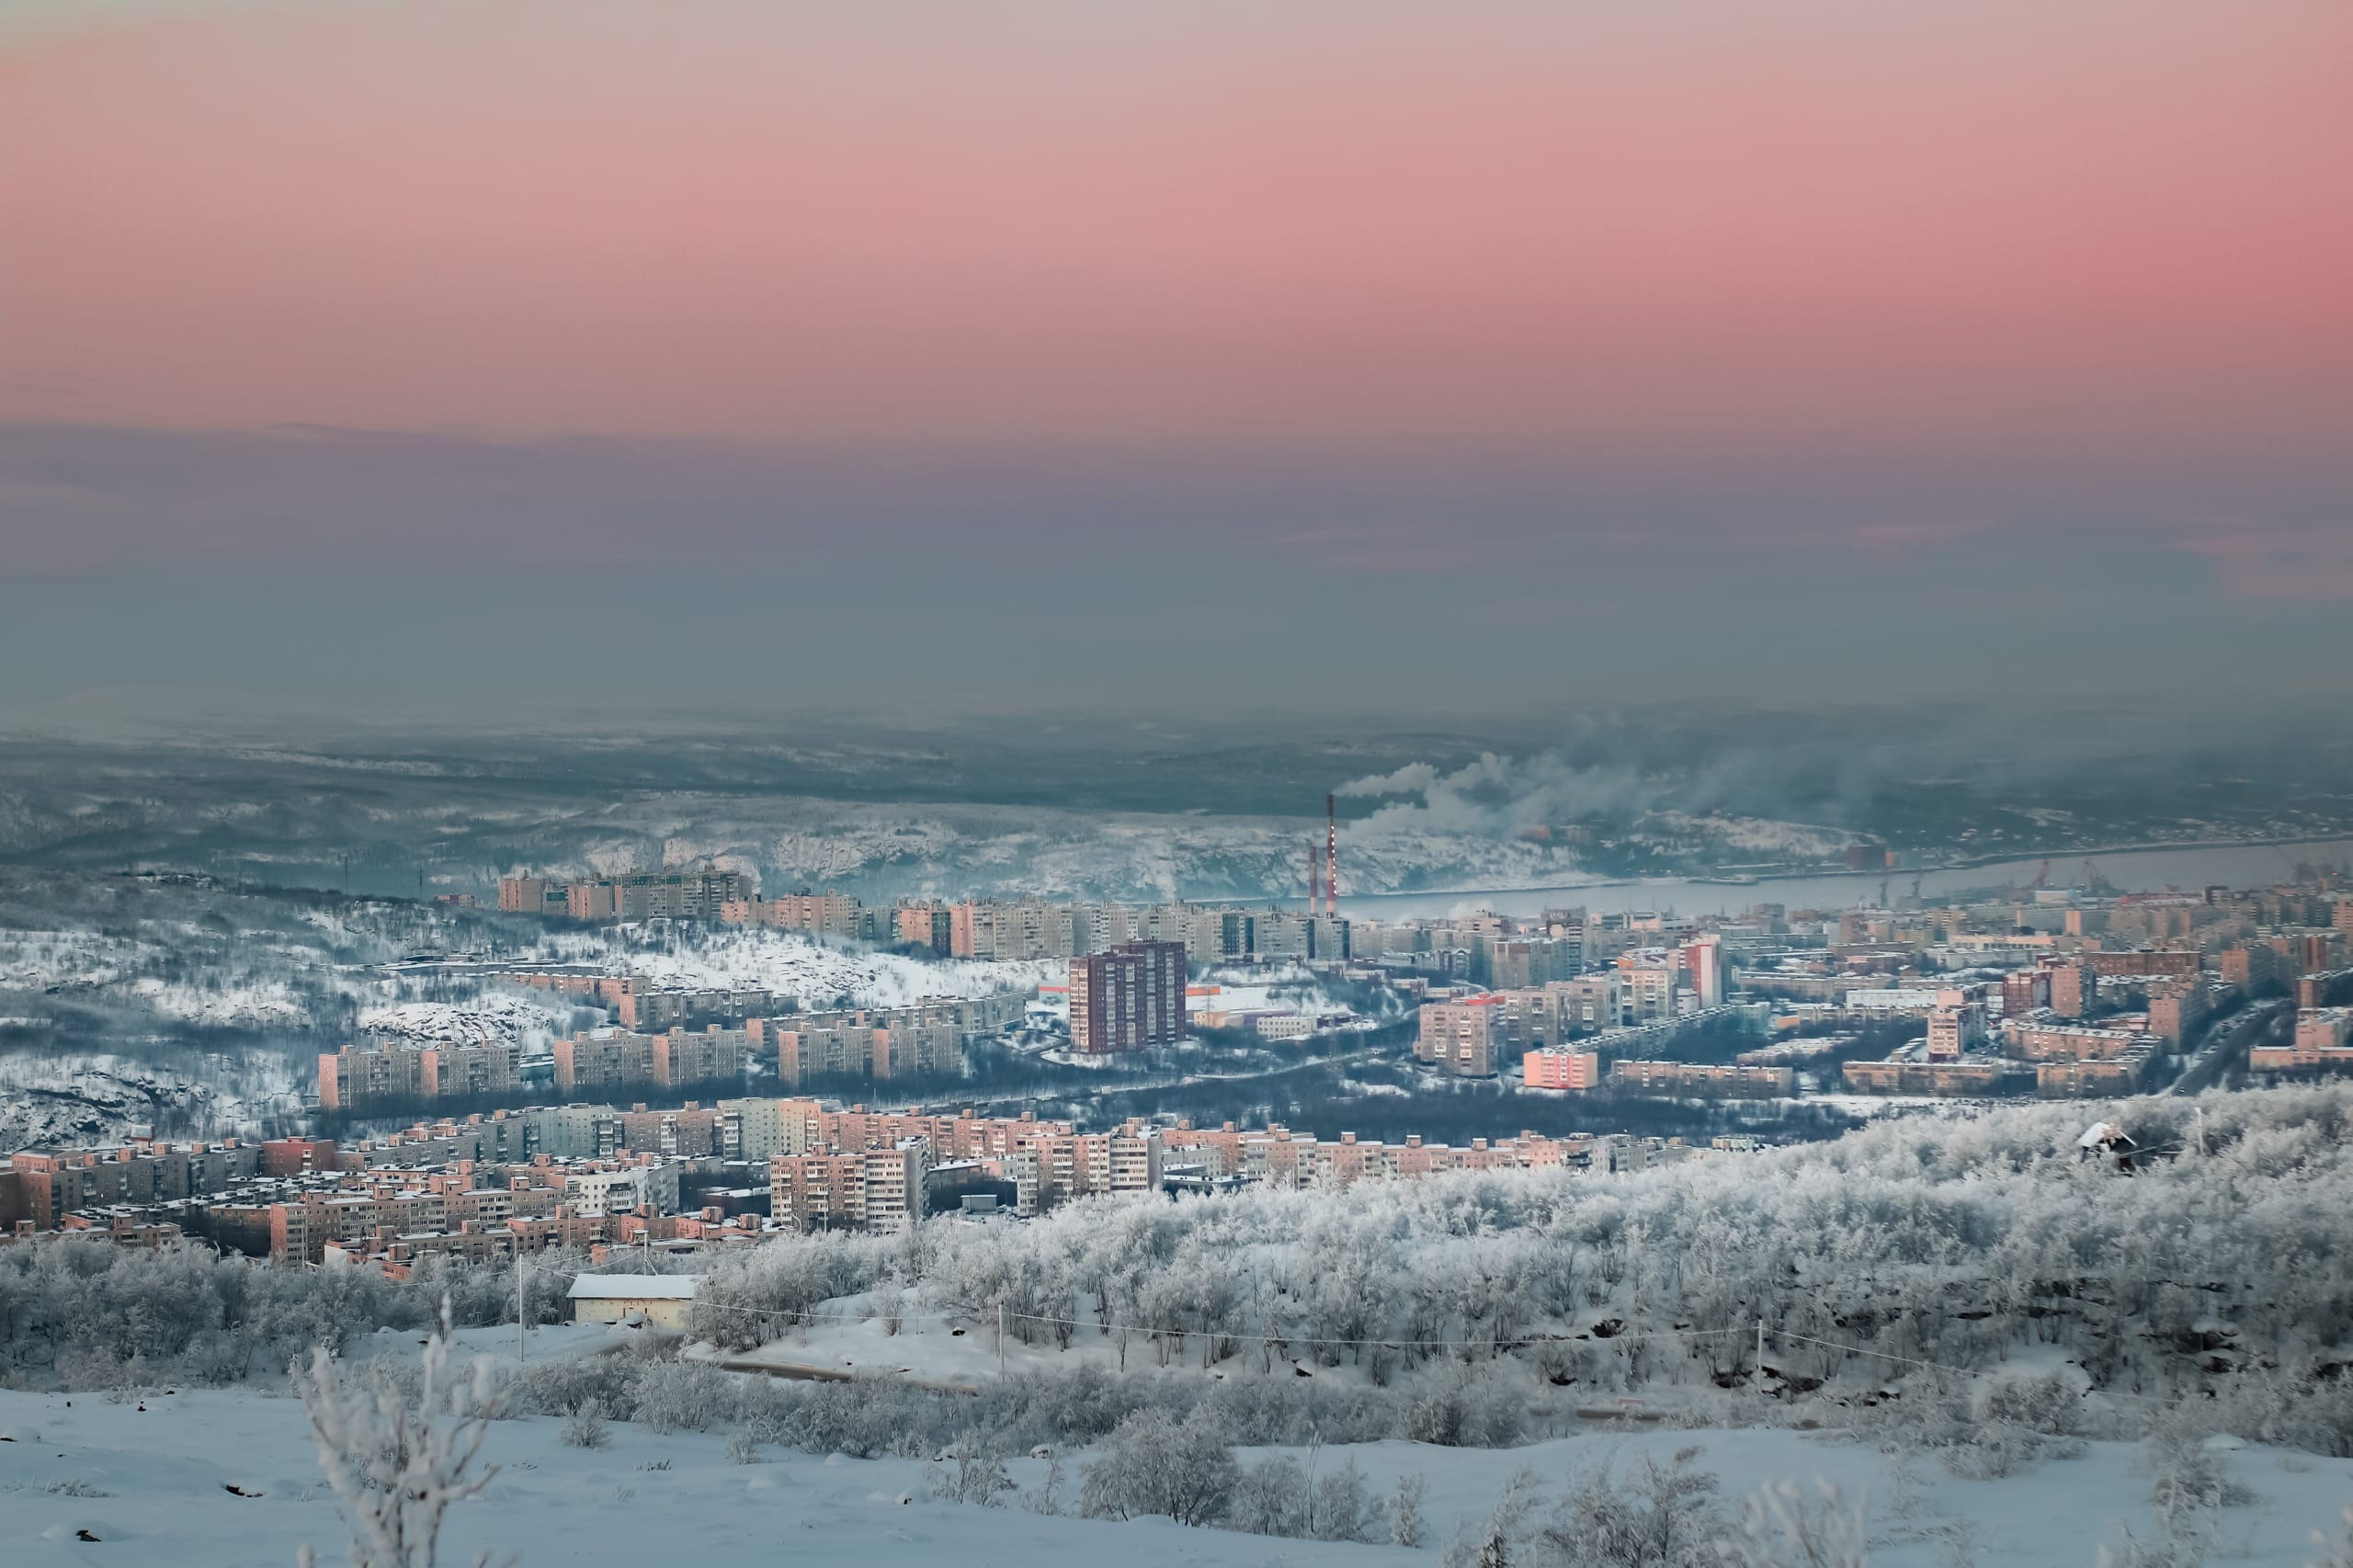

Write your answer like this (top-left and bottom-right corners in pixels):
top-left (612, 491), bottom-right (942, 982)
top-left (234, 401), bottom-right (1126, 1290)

top-left (1274, 829), bottom-right (2353, 909)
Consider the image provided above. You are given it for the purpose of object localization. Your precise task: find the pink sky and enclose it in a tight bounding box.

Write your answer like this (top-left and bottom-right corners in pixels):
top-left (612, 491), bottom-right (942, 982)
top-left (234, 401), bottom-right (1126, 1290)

top-left (4, 0), bottom-right (2347, 460)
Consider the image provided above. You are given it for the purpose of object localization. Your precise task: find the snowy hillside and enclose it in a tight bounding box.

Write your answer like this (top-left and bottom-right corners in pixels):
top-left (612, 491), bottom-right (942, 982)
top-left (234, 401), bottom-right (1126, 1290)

top-left (0, 1051), bottom-right (302, 1147)
top-left (585, 926), bottom-right (1058, 1008)
top-left (357, 995), bottom-right (566, 1047)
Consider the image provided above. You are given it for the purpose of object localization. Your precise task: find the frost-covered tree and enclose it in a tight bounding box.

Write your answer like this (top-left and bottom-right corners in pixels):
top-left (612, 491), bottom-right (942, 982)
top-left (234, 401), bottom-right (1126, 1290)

top-left (292, 1301), bottom-right (499, 1568)
top-left (1534, 1448), bottom-right (1722, 1568)
top-left (1077, 1405), bottom-right (1239, 1526)
top-left (1393, 1472), bottom-right (1429, 1548)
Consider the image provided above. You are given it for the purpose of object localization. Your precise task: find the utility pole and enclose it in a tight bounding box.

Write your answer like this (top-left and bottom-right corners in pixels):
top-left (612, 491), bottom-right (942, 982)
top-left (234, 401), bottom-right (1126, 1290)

top-left (516, 1256), bottom-right (528, 1365)
top-left (998, 1302), bottom-right (1006, 1377)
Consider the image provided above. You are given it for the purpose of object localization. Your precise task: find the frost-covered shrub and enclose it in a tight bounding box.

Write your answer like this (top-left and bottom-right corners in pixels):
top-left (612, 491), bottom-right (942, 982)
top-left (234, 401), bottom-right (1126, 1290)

top-left (1937, 1422), bottom-right (2082, 1481)
top-left (769, 1377), bottom-right (928, 1458)
top-left (57, 1346), bottom-right (137, 1392)
top-left (1392, 1472), bottom-right (1428, 1548)
top-left (2160, 1370), bottom-right (2353, 1459)
top-left (1982, 1371), bottom-right (2084, 1437)
top-left (1444, 1467), bottom-right (1544, 1568)
top-left (559, 1401), bottom-right (609, 1449)
top-left (1536, 1448), bottom-right (1722, 1568)
top-left (509, 1351), bottom-right (642, 1421)
top-left (1307, 1453), bottom-right (1385, 1542)
top-left (1077, 1405), bottom-right (1239, 1526)
top-left (926, 1429), bottom-right (1015, 1506)
top-left (180, 1330), bottom-right (253, 1386)
top-left (1406, 1369), bottom-right (1527, 1448)
top-left (2145, 1436), bottom-right (2256, 1512)
top-left (1227, 1455), bottom-right (1309, 1538)
top-left (1712, 1482), bottom-right (1868, 1568)
top-left (1446, 1449), bottom-right (1722, 1568)
top-left (2098, 1517), bottom-right (2209, 1568)
top-left (626, 1360), bottom-right (736, 1435)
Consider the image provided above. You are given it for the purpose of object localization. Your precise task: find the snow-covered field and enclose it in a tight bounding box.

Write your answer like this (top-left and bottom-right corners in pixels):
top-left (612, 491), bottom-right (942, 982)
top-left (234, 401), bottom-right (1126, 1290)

top-left (2, 1379), bottom-right (2344, 1568)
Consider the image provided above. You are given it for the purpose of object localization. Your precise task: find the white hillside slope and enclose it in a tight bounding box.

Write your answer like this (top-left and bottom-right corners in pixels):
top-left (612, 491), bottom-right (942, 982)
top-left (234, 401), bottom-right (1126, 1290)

top-left (1, 1382), bottom-right (2347, 1568)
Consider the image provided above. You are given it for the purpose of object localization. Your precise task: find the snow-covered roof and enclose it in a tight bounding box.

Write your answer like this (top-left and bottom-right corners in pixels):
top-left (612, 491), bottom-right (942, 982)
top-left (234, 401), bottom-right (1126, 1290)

top-left (567, 1274), bottom-right (697, 1301)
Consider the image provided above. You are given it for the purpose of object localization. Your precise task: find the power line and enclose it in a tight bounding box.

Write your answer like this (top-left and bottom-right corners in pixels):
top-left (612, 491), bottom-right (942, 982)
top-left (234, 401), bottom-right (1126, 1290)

top-left (676, 1298), bottom-right (2187, 1409)
top-left (1761, 1325), bottom-right (2173, 1407)
top-left (688, 1296), bottom-right (1746, 1353)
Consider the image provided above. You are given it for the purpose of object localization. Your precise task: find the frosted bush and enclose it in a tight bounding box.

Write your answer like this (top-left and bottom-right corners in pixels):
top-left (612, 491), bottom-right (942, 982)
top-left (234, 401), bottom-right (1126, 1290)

top-left (511, 1355), bottom-right (638, 1420)
top-left (1535, 1448), bottom-right (1722, 1568)
top-left (1077, 1405), bottom-right (1239, 1526)
top-left (1982, 1371), bottom-right (2085, 1437)
top-left (1444, 1467), bottom-right (1542, 1568)
top-left (627, 1360), bottom-right (736, 1434)
top-left (2146, 1437), bottom-right (2256, 1512)
top-left (926, 1429), bottom-right (1014, 1506)
top-left (1406, 1369), bottom-right (1527, 1448)
top-left (1308, 1453), bottom-right (1386, 1542)
top-left (1228, 1455), bottom-right (1308, 1537)
top-left (559, 1400), bottom-right (609, 1449)
top-left (1713, 1481), bottom-right (1869, 1568)
top-left (1392, 1472), bottom-right (1429, 1548)
top-left (1938, 1422), bottom-right (2080, 1481)
top-left (1445, 1450), bottom-right (1722, 1568)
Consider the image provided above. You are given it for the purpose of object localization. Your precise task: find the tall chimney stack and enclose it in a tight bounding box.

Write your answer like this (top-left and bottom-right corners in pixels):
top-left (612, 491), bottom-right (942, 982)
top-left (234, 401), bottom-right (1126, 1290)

top-left (1325, 793), bottom-right (1338, 919)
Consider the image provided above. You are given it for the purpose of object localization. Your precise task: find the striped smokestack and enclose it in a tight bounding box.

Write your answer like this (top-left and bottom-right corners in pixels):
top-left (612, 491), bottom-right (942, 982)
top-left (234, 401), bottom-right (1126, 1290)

top-left (1325, 792), bottom-right (1338, 918)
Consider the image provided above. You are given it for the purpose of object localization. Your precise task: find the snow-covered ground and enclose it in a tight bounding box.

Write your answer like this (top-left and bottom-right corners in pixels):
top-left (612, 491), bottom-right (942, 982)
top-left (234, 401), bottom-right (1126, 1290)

top-left (2, 1380), bottom-right (2344, 1568)
top-left (0, 1051), bottom-right (302, 1147)
top-left (358, 995), bottom-right (566, 1047)
top-left (588, 928), bottom-right (1058, 1010)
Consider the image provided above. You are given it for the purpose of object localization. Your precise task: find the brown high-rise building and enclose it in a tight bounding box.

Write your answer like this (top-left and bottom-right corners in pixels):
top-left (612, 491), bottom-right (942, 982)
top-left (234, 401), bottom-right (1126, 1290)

top-left (1069, 941), bottom-right (1188, 1053)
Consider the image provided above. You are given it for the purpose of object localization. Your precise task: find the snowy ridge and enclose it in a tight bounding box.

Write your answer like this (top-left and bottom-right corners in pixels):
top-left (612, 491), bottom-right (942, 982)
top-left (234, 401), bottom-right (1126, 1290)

top-left (0, 1051), bottom-right (301, 1147)
top-left (358, 996), bottom-right (565, 1047)
top-left (591, 927), bottom-right (1056, 1008)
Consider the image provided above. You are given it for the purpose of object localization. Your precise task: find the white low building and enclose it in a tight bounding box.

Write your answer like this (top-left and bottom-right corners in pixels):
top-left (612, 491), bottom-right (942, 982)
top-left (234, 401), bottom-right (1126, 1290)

top-left (567, 1273), bottom-right (698, 1329)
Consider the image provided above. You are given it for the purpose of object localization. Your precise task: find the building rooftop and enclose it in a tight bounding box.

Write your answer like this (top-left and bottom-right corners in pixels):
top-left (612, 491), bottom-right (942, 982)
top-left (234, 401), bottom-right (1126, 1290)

top-left (568, 1274), bottom-right (698, 1301)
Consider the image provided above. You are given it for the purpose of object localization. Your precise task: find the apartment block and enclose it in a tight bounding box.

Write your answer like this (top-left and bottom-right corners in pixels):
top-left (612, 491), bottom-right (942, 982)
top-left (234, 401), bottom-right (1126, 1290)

top-left (2001, 1010), bottom-right (2157, 1061)
top-left (551, 1026), bottom-right (747, 1096)
top-left (1522, 1048), bottom-right (1600, 1090)
top-left (1069, 941), bottom-right (1188, 1053)
top-left (1608, 1061), bottom-right (1793, 1098)
top-left (1415, 998), bottom-right (1500, 1076)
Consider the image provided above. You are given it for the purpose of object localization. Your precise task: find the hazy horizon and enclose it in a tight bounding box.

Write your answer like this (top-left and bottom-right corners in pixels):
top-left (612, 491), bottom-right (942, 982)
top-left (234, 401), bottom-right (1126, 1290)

top-left (6, 0), bottom-right (2351, 721)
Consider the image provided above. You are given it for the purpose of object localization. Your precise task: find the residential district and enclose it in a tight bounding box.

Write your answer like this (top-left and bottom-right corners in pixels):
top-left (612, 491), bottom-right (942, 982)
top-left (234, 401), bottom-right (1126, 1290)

top-left (7, 866), bottom-right (2353, 1272)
